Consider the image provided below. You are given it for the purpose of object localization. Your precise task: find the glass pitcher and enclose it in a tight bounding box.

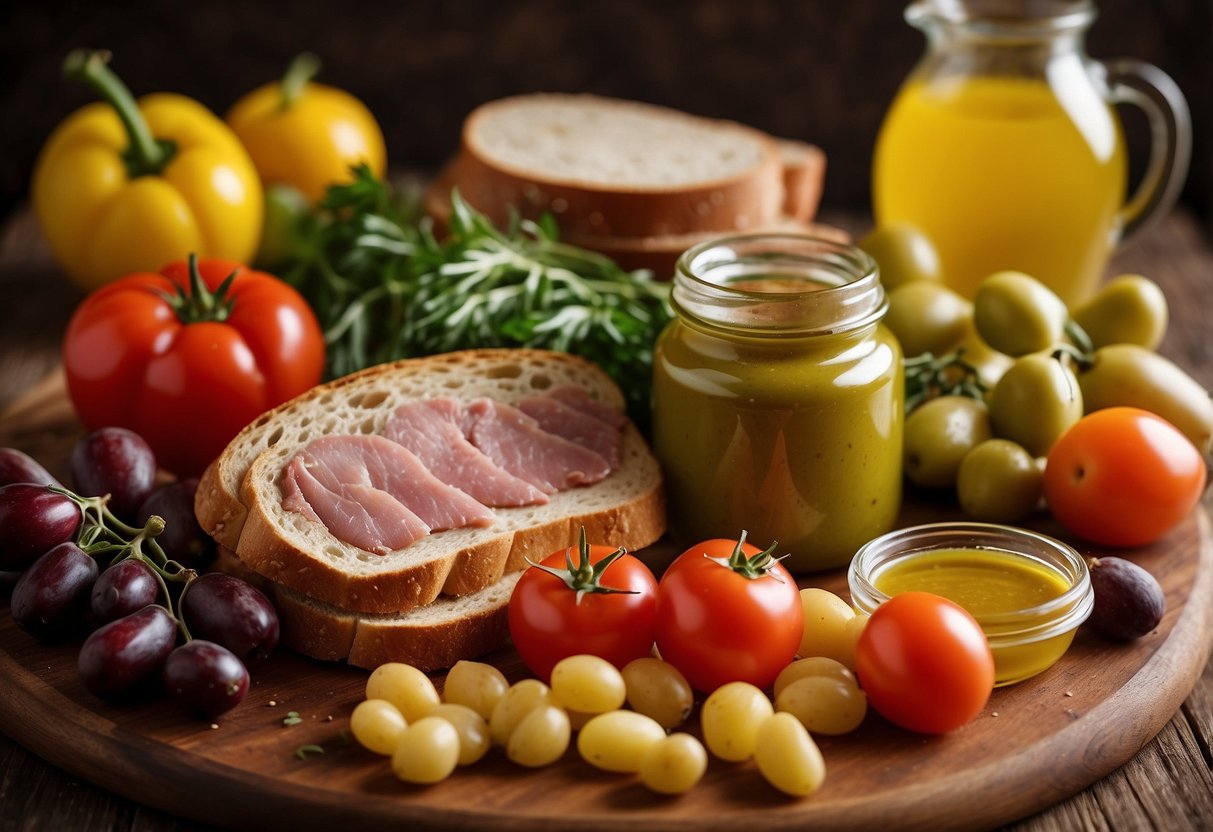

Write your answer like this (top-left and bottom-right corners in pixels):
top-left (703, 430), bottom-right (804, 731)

top-left (872, 0), bottom-right (1190, 305)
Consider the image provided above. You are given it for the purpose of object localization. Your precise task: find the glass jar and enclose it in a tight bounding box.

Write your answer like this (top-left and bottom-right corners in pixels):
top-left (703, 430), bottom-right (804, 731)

top-left (652, 234), bottom-right (903, 573)
top-left (848, 522), bottom-right (1094, 686)
top-left (872, 0), bottom-right (1191, 305)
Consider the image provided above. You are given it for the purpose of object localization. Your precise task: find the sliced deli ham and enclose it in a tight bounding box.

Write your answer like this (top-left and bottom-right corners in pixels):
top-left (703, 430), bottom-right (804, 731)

top-left (382, 398), bottom-right (548, 507)
top-left (519, 395), bottom-right (622, 468)
top-left (547, 384), bottom-right (628, 430)
top-left (283, 454), bottom-right (431, 555)
top-left (463, 398), bottom-right (612, 492)
top-left (281, 434), bottom-right (494, 555)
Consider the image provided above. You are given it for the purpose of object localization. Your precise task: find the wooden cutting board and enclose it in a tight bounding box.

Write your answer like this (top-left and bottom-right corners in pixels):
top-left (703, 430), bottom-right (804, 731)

top-left (1, 372), bottom-right (1211, 832)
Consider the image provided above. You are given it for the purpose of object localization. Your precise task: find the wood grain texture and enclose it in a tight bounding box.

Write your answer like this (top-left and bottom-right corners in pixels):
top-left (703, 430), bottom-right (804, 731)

top-left (1, 210), bottom-right (1212, 831)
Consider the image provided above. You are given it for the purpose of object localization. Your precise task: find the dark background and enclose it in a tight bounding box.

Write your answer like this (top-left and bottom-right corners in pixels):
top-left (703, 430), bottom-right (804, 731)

top-left (2, 0), bottom-right (1211, 226)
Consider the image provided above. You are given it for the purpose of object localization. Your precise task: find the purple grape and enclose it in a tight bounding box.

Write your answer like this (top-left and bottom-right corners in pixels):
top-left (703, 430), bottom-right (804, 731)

top-left (0, 483), bottom-right (82, 571)
top-left (162, 640), bottom-right (250, 718)
top-left (180, 573), bottom-right (279, 660)
top-left (0, 448), bottom-right (63, 488)
top-left (10, 542), bottom-right (99, 640)
top-left (78, 605), bottom-right (177, 699)
top-left (136, 479), bottom-right (214, 568)
top-left (70, 427), bottom-right (157, 521)
top-left (91, 559), bottom-right (162, 625)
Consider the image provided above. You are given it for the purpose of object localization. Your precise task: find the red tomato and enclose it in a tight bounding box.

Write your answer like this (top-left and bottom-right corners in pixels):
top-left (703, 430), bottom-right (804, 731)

top-left (854, 591), bottom-right (994, 734)
top-left (63, 255), bottom-right (324, 476)
top-left (654, 534), bottom-right (803, 693)
top-left (508, 534), bottom-right (658, 683)
top-left (1044, 407), bottom-right (1206, 547)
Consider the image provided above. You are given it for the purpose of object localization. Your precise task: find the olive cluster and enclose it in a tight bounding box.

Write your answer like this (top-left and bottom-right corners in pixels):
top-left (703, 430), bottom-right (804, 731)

top-left (860, 226), bottom-right (1212, 524)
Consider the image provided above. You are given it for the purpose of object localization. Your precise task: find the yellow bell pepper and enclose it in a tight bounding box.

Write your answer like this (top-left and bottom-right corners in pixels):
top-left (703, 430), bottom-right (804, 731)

top-left (32, 50), bottom-right (263, 291)
top-left (226, 53), bottom-right (387, 204)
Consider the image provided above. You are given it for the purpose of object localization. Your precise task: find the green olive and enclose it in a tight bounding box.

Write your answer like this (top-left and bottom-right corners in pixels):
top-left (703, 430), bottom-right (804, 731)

top-left (956, 439), bottom-right (1044, 523)
top-left (1071, 274), bottom-right (1169, 350)
top-left (858, 224), bottom-right (943, 291)
top-left (973, 271), bottom-right (1069, 357)
top-left (951, 318), bottom-right (1014, 393)
top-left (988, 353), bottom-right (1083, 457)
top-left (1078, 344), bottom-right (1213, 454)
top-left (885, 281), bottom-right (973, 358)
top-left (904, 395), bottom-right (993, 489)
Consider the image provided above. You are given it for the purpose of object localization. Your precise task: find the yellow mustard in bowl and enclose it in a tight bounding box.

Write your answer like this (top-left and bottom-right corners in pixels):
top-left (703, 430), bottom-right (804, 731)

top-left (848, 523), bottom-right (1093, 686)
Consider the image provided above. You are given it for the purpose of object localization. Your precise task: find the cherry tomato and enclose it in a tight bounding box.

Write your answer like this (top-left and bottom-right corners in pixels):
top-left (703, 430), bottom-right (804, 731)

top-left (654, 533), bottom-right (803, 693)
top-left (508, 530), bottom-right (658, 683)
top-left (1043, 407), bottom-right (1206, 547)
top-left (854, 591), bottom-right (993, 734)
top-left (63, 255), bottom-right (324, 476)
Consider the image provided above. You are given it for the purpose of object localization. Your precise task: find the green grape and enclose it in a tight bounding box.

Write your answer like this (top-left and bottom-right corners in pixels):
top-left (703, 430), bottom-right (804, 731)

top-left (753, 712), bottom-right (826, 797)
top-left (775, 676), bottom-right (867, 735)
top-left (550, 655), bottom-right (626, 715)
top-left (390, 717), bottom-right (460, 784)
top-left (638, 733), bottom-right (709, 795)
top-left (429, 702), bottom-right (491, 766)
top-left (349, 698), bottom-right (407, 756)
top-left (506, 704), bottom-right (572, 768)
top-left (700, 681), bottom-right (773, 762)
top-left (366, 662), bottom-right (440, 722)
top-left (577, 710), bottom-right (667, 773)
top-left (443, 660), bottom-right (509, 721)
top-left (622, 657), bottom-right (694, 729)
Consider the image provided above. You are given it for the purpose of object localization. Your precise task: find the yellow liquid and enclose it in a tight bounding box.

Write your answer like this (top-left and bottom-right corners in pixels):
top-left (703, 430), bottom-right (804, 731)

top-left (873, 75), bottom-right (1127, 305)
top-left (875, 548), bottom-right (1075, 686)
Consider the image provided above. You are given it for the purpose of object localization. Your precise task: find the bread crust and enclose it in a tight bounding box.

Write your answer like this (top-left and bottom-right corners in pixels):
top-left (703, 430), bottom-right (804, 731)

top-left (196, 349), bottom-right (666, 615)
top-left (215, 548), bottom-right (520, 670)
top-left (457, 94), bottom-right (785, 238)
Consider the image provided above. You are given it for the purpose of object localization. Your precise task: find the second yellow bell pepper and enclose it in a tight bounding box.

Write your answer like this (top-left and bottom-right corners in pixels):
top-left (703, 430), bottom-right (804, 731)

top-left (226, 53), bottom-right (387, 204)
top-left (32, 50), bottom-right (263, 291)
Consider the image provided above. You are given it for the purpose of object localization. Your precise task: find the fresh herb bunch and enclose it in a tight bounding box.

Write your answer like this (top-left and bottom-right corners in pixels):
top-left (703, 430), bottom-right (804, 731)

top-left (279, 165), bottom-right (673, 429)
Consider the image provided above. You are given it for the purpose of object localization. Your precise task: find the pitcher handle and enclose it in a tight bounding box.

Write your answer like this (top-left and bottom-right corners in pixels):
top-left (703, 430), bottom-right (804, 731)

top-left (1099, 59), bottom-right (1192, 241)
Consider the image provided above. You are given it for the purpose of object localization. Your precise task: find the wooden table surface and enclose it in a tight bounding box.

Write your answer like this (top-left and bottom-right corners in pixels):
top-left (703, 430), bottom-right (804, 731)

top-left (1, 207), bottom-right (1211, 832)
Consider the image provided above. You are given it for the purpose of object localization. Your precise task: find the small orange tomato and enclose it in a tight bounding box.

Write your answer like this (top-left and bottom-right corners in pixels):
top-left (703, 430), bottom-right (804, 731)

top-left (1044, 407), bottom-right (1206, 547)
top-left (854, 592), bottom-right (994, 734)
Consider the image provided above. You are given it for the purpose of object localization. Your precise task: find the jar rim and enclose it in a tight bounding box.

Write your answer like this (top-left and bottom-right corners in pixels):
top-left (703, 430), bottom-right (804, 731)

top-left (907, 0), bottom-right (1096, 37)
top-left (672, 232), bottom-right (886, 336)
top-left (847, 521), bottom-right (1094, 644)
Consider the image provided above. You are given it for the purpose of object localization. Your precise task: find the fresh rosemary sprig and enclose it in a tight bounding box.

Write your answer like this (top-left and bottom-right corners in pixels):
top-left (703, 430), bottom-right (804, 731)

top-left (280, 166), bottom-right (672, 429)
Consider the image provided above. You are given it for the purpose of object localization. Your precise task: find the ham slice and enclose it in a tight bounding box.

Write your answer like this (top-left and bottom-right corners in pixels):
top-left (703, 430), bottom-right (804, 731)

top-left (383, 398), bottom-right (548, 508)
top-left (463, 398), bottom-right (611, 492)
top-left (519, 395), bottom-right (621, 469)
top-left (281, 435), bottom-right (494, 554)
top-left (547, 384), bottom-right (627, 430)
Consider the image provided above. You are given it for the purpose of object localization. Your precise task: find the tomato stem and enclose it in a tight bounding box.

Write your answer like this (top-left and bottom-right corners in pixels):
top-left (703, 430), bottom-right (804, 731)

top-left (525, 527), bottom-right (636, 605)
top-left (702, 530), bottom-right (789, 581)
top-left (158, 253), bottom-right (238, 325)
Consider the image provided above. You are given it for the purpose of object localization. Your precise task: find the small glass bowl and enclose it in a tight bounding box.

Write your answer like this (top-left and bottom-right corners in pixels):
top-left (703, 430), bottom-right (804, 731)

top-left (848, 522), bottom-right (1093, 686)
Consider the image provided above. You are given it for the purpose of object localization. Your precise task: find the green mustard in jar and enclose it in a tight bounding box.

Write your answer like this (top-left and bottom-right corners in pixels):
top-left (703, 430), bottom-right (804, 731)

top-left (652, 233), bottom-right (903, 572)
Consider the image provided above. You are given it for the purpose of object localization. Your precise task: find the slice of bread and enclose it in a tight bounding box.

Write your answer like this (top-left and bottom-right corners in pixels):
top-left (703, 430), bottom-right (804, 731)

top-left (214, 547), bottom-right (521, 670)
top-left (560, 215), bottom-right (851, 279)
top-left (456, 94), bottom-right (784, 238)
top-left (195, 349), bottom-right (665, 615)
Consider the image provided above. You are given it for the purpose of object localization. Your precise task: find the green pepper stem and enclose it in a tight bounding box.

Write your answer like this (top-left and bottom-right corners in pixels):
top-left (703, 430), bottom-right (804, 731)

top-left (280, 52), bottom-right (321, 110)
top-left (62, 49), bottom-right (174, 177)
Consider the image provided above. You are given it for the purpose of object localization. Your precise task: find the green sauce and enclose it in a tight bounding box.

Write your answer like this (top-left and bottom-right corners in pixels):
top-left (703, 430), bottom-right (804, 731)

top-left (652, 313), bottom-right (903, 572)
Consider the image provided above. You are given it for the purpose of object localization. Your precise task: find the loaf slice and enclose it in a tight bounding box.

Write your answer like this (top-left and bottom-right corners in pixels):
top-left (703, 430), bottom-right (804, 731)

top-left (560, 216), bottom-right (851, 279)
top-left (457, 93), bottom-right (784, 238)
top-left (196, 349), bottom-right (665, 614)
top-left (215, 547), bottom-right (521, 671)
